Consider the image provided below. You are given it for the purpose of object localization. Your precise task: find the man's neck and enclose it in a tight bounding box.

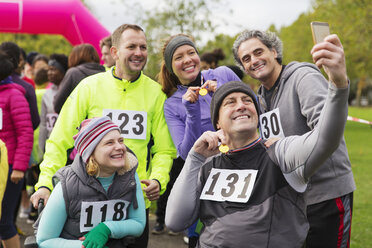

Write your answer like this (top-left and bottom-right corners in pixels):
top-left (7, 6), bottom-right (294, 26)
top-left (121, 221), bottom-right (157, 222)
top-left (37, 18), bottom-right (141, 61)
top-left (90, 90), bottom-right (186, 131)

top-left (262, 64), bottom-right (282, 90)
top-left (226, 131), bottom-right (260, 150)
top-left (114, 67), bottom-right (141, 82)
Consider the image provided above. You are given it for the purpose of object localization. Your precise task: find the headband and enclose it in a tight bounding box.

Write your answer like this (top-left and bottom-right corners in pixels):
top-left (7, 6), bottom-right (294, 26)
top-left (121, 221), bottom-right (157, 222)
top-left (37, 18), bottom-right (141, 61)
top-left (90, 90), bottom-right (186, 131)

top-left (164, 36), bottom-right (198, 73)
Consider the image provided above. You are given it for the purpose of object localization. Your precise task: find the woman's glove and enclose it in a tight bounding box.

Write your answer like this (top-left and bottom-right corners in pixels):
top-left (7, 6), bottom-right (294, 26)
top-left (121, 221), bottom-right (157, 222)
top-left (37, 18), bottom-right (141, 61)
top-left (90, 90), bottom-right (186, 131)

top-left (82, 222), bottom-right (111, 248)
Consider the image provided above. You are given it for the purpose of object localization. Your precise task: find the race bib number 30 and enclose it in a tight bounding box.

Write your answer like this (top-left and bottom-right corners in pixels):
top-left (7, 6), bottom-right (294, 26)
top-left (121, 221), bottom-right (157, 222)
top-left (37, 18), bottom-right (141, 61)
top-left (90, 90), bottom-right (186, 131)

top-left (80, 199), bottom-right (129, 232)
top-left (259, 108), bottom-right (285, 139)
top-left (200, 168), bottom-right (258, 203)
top-left (103, 109), bottom-right (147, 140)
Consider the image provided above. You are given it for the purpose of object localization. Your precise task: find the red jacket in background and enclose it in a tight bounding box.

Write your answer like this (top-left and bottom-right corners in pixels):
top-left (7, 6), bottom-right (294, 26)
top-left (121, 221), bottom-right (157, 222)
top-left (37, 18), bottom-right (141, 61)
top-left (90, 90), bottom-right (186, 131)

top-left (0, 82), bottom-right (33, 171)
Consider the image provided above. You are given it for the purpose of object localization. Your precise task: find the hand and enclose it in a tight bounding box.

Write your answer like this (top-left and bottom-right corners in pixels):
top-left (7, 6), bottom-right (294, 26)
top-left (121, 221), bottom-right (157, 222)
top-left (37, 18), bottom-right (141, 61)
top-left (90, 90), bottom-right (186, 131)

top-left (141, 179), bottom-right (160, 201)
top-left (311, 34), bottom-right (348, 88)
top-left (30, 187), bottom-right (51, 209)
top-left (82, 222), bottom-right (110, 248)
top-left (201, 80), bottom-right (217, 93)
top-left (193, 130), bottom-right (227, 158)
top-left (264, 137), bottom-right (280, 148)
top-left (10, 170), bottom-right (24, 184)
top-left (182, 86), bottom-right (200, 103)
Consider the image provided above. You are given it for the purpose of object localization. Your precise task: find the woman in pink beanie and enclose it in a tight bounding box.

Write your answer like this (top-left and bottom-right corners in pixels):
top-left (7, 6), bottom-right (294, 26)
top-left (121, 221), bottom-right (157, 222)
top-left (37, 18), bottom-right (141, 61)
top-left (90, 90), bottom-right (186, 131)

top-left (36, 116), bottom-right (146, 248)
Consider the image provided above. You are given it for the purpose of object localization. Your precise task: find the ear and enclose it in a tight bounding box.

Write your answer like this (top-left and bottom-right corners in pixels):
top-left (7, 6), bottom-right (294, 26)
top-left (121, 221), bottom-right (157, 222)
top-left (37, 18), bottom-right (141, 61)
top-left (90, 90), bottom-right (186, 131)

top-left (216, 122), bottom-right (221, 130)
top-left (271, 48), bottom-right (278, 59)
top-left (110, 46), bottom-right (118, 60)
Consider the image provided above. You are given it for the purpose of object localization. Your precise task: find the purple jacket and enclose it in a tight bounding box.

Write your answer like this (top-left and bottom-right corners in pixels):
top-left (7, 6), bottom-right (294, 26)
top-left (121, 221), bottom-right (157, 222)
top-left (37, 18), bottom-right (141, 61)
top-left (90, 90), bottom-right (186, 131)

top-left (0, 80), bottom-right (33, 171)
top-left (164, 66), bottom-right (240, 160)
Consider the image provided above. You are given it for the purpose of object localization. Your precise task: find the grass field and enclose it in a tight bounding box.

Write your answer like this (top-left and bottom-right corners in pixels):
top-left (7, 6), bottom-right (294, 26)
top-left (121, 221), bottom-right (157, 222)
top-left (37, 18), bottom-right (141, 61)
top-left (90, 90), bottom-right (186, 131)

top-left (347, 107), bottom-right (372, 248)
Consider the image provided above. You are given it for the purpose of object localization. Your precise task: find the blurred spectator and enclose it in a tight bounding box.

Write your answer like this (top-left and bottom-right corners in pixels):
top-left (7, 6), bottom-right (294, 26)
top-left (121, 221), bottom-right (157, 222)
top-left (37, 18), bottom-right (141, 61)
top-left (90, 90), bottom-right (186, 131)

top-left (200, 48), bottom-right (225, 70)
top-left (53, 44), bottom-right (105, 113)
top-left (100, 35), bottom-right (115, 69)
top-left (226, 65), bottom-right (244, 80)
top-left (22, 51), bottom-right (38, 87)
top-left (0, 50), bottom-right (33, 248)
top-left (39, 53), bottom-right (68, 155)
top-left (0, 42), bottom-right (40, 130)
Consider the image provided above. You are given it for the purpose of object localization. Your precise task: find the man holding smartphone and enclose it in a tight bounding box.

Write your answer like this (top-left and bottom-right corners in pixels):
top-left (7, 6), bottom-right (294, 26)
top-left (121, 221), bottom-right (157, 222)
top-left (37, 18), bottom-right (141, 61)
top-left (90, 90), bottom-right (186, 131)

top-left (232, 30), bottom-right (355, 248)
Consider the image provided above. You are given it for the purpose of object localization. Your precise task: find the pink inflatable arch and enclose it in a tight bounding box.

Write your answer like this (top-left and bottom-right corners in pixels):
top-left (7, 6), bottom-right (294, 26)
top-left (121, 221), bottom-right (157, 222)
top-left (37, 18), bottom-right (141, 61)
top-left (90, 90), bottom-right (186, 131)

top-left (0, 0), bottom-right (110, 55)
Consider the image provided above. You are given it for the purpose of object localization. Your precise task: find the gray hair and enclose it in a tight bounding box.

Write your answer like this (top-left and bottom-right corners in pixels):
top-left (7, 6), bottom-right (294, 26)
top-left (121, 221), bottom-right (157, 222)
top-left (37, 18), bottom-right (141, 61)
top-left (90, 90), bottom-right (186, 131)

top-left (232, 30), bottom-right (283, 71)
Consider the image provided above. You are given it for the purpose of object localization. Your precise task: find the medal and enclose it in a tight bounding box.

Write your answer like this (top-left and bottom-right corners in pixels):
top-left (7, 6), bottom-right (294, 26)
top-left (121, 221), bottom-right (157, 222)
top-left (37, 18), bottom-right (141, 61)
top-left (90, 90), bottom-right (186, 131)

top-left (199, 88), bottom-right (208, 96)
top-left (219, 144), bottom-right (229, 153)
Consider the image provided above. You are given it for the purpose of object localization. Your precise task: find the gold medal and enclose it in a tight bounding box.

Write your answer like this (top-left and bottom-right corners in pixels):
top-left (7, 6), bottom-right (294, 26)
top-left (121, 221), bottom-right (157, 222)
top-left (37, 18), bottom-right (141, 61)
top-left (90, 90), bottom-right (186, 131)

top-left (219, 144), bottom-right (229, 153)
top-left (199, 88), bottom-right (208, 96)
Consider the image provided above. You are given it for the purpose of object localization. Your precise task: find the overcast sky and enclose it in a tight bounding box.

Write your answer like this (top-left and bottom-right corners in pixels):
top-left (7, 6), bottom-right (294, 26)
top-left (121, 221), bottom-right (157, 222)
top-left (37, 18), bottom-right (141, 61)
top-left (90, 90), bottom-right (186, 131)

top-left (86, 0), bottom-right (313, 38)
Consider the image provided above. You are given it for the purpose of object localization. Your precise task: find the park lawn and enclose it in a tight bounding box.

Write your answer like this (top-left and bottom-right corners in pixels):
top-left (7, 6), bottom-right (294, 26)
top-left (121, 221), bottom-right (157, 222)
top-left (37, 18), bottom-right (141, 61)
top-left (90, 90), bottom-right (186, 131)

top-left (347, 107), bottom-right (372, 248)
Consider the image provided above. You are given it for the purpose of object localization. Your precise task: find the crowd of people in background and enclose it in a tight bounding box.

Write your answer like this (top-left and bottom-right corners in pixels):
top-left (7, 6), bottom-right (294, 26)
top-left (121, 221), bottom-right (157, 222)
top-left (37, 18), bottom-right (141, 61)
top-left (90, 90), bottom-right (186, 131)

top-left (0, 23), bottom-right (354, 248)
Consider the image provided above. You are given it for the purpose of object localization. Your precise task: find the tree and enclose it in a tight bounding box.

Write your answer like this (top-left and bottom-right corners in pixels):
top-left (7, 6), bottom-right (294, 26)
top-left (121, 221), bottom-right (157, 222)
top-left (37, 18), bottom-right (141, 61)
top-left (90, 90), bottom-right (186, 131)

top-left (277, 0), bottom-right (372, 105)
top-left (0, 33), bottom-right (72, 56)
top-left (140, 0), bottom-right (225, 79)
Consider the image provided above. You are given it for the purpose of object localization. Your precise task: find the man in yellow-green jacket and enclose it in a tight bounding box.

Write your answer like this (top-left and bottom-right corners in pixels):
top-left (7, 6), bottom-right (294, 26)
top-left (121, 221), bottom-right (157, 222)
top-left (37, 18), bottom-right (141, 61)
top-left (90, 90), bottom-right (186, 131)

top-left (30, 24), bottom-right (176, 247)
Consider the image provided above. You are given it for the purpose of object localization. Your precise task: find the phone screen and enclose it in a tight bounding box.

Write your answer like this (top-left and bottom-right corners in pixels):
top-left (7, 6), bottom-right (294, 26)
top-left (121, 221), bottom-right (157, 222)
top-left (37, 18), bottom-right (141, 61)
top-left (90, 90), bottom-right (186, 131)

top-left (311, 22), bottom-right (330, 44)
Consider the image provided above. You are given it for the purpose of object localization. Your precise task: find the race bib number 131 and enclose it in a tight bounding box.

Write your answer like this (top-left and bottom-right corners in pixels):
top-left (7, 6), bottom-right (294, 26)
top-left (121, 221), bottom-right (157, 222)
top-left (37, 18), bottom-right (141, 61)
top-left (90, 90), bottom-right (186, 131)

top-left (200, 168), bottom-right (257, 203)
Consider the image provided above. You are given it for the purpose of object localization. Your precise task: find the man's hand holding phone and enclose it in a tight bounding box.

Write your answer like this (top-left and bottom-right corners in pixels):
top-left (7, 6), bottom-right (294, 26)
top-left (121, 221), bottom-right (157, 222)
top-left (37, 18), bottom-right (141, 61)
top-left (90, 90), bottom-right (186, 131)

top-left (310, 22), bottom-right (348, 88)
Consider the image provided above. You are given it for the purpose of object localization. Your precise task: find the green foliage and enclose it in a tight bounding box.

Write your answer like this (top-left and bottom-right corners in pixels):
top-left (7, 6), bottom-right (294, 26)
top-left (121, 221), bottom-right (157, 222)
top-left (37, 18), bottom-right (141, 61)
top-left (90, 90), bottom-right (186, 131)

top-left (140, 0), bottom-right (221, 79)
top-left (0, 33), bottom-right (72, 56)
top-left (279, 0), bottom-right (372, 82)
top-left (345, 107), bottom-right (372, 248)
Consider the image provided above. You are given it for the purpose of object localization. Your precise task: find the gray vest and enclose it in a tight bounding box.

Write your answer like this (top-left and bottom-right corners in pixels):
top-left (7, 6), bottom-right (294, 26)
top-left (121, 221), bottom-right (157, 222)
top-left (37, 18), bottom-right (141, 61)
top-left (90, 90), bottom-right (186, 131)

top-left (55, 154), bottom-right (138, 245)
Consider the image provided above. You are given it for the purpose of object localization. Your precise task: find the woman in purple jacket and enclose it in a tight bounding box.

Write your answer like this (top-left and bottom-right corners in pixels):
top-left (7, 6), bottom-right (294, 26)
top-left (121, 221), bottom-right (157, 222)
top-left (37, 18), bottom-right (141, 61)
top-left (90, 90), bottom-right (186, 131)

top-left (156, 34), bottom-right (240, 247)
top-left (0, 51), bottom-right (33, 248)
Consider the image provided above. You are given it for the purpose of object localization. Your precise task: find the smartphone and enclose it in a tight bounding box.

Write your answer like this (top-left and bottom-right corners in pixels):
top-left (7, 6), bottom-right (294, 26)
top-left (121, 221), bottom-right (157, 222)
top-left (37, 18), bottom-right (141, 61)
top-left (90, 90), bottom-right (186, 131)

top-left (310, 22), bottom-right (330, 44)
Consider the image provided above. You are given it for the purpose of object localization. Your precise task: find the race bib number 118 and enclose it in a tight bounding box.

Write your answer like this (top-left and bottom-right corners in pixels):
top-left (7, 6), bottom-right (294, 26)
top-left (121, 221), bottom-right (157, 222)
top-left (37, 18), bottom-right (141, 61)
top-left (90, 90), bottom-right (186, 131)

top-left (80, 199), bottom-right (129, 232)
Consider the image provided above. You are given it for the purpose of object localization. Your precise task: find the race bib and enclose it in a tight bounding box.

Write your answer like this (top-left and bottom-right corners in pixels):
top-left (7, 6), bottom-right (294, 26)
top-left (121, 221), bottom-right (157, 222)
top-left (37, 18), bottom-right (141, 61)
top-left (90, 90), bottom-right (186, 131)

top-left (103, 109), bottom-right (147, 140)
top-left (0, 108), bottom-right (2, 130)
top-left (259, 108), bottom-right (285, 139)
top-left (200, 168), bottom-right (257, 203)
top-left (46, 113), bottom-right (58, 131)
top-left (80, 199), bottom-right (130, 232)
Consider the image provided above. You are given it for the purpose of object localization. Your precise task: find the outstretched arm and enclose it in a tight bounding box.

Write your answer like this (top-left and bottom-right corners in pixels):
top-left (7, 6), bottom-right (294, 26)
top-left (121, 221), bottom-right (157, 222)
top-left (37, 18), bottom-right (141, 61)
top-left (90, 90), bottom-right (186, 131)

top-left (272, 34), bottom-right (349, 192)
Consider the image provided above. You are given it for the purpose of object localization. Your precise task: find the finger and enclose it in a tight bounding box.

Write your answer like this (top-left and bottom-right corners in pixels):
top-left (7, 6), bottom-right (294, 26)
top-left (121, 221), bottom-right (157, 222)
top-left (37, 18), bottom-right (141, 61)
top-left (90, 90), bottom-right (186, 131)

top-left (216, 129), bottom-right (226, 144)
top-left (324, 34), bottom-right (342, 47)
top-left (140, 179), bottom-right (150, 186)
top-left (146, 193), bottom-right (159, 201)
top-left (31, 194), bottom-right (40, 209)
top-left (311, 37), bottom-right (341, 56)
top-left (188, 86), bottom-right (200, 92)
top-left (206, 133), bottom-right (219, 150)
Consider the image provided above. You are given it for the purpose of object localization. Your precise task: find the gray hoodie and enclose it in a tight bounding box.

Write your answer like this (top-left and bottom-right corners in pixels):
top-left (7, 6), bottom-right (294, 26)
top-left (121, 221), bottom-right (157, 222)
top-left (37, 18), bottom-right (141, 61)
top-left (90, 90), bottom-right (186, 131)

top-left (257, 61), bottom-right (355, 205)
